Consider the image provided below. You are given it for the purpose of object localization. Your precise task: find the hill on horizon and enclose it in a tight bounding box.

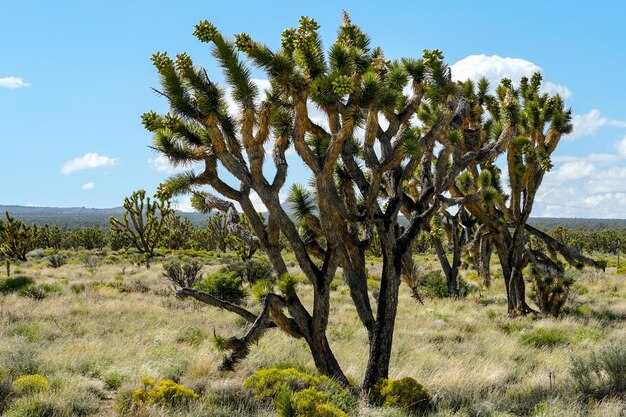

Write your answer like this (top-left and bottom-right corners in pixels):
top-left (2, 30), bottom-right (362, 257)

top-left (0, 204), bottom-right (211, 230)
top-left (2, 204), bottom-right (626, 232)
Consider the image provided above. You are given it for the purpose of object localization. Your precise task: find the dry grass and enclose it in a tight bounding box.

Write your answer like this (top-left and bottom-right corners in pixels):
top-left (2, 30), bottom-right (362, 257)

top-left (0, 251), bottom-right (625, 416)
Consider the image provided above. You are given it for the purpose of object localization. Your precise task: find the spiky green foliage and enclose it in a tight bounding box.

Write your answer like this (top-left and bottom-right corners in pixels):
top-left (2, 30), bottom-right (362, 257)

top-left (109, 190), bottom-right (174, 258)
top-left (0, 212), bottom-right (39, 261)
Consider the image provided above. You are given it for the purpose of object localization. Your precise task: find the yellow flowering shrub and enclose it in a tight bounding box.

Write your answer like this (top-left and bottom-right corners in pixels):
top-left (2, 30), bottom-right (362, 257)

top-left (293, 387), bottom-right (326, 415)
top-left (246, 369), bottom-right (353, 416)
top-left (315, 403), bottom-right (349, 417)
top-left (373, 377), bottom-right (431, 412)
top-left (244, 368), bottom-right (337, 400)
top-left (131, 378), bottom-right (198, 407)
top-left (12, 374), bottom-right (50, 395)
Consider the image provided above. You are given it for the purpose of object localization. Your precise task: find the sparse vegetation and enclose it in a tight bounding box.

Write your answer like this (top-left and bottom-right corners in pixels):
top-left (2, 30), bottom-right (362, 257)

top-left (0, 247), bottom-right (623, 416)
top-left (0, 9), bottom-right (623, 417)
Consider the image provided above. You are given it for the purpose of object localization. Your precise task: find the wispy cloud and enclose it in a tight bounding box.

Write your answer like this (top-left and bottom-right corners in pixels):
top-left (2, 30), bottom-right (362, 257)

top-left (81, 182), bottom-right (95, 190)
top-left (62, 153), bottom-right (117, 175)
top-left (0, 76), bottom-right (30, 89)
top-left (564, 109), bottom-right (626, 140)
top-left (535, 134), bottom-right (626, 218)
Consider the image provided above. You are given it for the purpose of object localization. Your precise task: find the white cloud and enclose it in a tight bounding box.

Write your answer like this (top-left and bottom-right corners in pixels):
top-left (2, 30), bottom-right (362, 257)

top-left (567, 109), bottom-right (626, 140)
top-left (450, 54), bottom-right (571, 98)
top-left (616, 135), bottom-right (626, 157)
top-left (148, 155), bottom-right (177, 173)
top-left (542, 82), bottom-right (572, 99)
top-left (553, 161), bottom-right (595, 182)
top-left (61, 153), bottom-right (117, 175)
top-left (569, 109), bottom-right (607, 139)
top-left (0, 76), bottom-right (29, 89)
top-left (81, 182), bottom-right (95, 190)
top-left (536, 157), bottom-right (626, 218)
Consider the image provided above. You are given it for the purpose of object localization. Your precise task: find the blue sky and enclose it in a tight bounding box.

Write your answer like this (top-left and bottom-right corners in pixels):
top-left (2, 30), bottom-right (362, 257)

top-left (2, 0), bottom-right (626, 217)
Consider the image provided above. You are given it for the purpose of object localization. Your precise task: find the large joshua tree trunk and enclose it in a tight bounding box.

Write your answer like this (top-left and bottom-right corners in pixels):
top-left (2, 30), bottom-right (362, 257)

top-left (363, 227), bottom-right (403, 392)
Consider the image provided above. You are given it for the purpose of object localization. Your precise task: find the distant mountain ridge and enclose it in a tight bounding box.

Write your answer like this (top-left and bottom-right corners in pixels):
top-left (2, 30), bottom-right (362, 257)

top-left (1, 204), bottom-right (625, 231)
top-left (0, 205), bottom-right (211, 230)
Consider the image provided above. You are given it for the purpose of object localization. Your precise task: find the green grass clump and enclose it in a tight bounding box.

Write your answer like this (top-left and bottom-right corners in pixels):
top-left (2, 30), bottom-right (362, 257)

top-left (102, 369), bottom-right (125, 390)
top-left (70, 283), bottom-right (86, 294)
top-left (176, 327), bottom-right (206, 346)
top-left (520, 328), bottom-right (570, 348)
top-left (18, 283), bottom-right (61, 300)
top-left (0, 276), bottom-right (34, 294)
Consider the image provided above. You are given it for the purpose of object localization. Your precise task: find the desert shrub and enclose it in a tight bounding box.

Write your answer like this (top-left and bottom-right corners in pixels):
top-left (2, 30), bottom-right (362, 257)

top-left (0, 276), bottom-right (34, 294)
top-left (420, 271), bottom-right (448, 298)
top-left (245, 368), bottom-right (352, 416)
top-left (372, 377), bottom-right (431, 413)
top-left (12, 374), bottom-right (50, 395)
top-left (80, 254), bottom-right (102, 275)
top-left (25, 249), bottom-right (45, 259)
top-left (3, 397), bottom-right (48, 417)
top-left (131, 378), bottom-right (198, 407)
top-left (102, 370), bottom-right (125, 390)
top-left (293, 387), bottom-right (326, 415)
top-left (3, 380), bottom-right (100, 417)
top-left (18, 284), bottom-right (60, 300)
top-left (275, 387), bottom-right (350, 417)
top-left (162, 257), bottom-right (203, 288)
top-left (245, 368), bottom-right (319, 400)
top-left (520, 328), bottom-right (570, 349)
top-left (195, 271), bottom-right (247, 304)
top-left (315, 403), bottom-right (349, 417)
top-left (127, 279), bottom-right (150, 293)
top-left (570, 341), bottom-right (626, 398)
top-left (47, 255), bottom-right (66, 269)
top-left (70, 283), bottom-right (86, 294)
top-left (244, 368), bottom-right (345, 400)
top-left (0, 343), bottom-right (40, 378)
top-left (0, 370), bottom-right (12, 413)
top-left (225, 258), bottom-right (274, 284)
top-left (290, 388), bottom-right (350, 417)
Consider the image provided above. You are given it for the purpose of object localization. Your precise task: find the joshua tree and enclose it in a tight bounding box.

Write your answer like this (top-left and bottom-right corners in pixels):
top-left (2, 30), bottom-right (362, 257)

top-left (37, 224), bottom-right (62, 249)
top-left (162, 215), bottom-right (195, 250)
top-left (110, 190), bottom-right (174, 266)
top-left (0, 212), bottom-right (39, 261)
top-left (192, 213), bottom-right (229, 251)
top-left (451, 74), bottom-right (605, 316)
top-left (143, 14), bottom-right (509, 392)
